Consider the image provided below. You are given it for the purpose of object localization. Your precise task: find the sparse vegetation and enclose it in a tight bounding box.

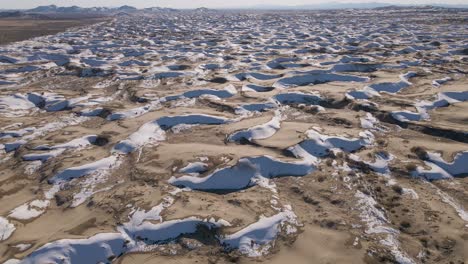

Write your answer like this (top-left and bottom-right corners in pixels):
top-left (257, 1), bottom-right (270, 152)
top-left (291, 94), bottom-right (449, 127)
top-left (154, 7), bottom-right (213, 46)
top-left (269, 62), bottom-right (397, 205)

top-left (0, 5), bottom-right (466, 264)
top-left (405, 163), bottom-right (418, 172)
top-left (411, 146), bottom-right (429, 160)
top-left (392, 185), bottom-right (403, 195)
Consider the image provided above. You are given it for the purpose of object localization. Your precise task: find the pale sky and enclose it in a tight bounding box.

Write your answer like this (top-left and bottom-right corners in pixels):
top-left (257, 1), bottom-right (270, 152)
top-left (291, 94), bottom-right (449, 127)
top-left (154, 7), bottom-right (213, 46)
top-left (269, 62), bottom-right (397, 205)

top-left (1, 0), bottom-right (466, 9)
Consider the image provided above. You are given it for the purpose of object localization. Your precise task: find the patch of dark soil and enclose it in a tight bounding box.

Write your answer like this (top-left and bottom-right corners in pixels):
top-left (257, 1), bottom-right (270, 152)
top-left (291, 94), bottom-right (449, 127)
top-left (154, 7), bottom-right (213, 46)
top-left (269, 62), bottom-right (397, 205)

top-left (208, 77), bottom-right (229, 84)
top-left (93, 135), bottom-right (110, 146)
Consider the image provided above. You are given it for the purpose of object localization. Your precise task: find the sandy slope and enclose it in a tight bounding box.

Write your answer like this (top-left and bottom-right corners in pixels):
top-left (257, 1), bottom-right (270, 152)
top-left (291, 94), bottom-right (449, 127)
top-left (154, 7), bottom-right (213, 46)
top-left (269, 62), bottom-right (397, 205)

top-left (0, 6), bottom-right (467, 264)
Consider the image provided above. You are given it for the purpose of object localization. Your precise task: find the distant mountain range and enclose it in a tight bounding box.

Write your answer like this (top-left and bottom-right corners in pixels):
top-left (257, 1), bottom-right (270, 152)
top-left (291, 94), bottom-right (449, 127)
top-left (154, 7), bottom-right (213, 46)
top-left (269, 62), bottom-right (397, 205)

top-left (24, 5), bottom-right (178, 14)
top-left (244, 2), bottom-right (468, 10)
top-left (1, 3), bottom-right (467, 15)
top-left (0, 11), bottom-right (51, 19)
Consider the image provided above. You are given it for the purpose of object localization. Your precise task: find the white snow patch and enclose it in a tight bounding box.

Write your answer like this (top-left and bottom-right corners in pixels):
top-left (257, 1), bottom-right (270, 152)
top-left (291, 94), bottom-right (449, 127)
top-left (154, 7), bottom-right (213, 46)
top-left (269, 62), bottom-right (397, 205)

top-left (355, 191), bottom-right (414, 264)
top-left (222, 206), bottom-right (298, 257)
top-left (20, 233), bottom-right (127, 264)
top-left (413, 151), bottom-right (468, 180)
top-left (228, 111), bottom-right (282, 142)
top-left (9, 200), bottom-right (50, 220)
top-left (288, 129), bottom-right (372, 162)
top-left (0, 217), bottom-right (15, 241)
top-left (169, 156), bottom-right (314, 192)
top-left (49, 155), bottom-right (121, 184)
top-left (179, 162), bottom-right (208, 175)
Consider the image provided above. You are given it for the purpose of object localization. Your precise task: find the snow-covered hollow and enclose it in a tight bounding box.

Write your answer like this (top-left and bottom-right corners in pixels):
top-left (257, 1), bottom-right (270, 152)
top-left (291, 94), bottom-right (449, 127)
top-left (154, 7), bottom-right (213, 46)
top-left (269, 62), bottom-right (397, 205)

top-left (0, 94), bottom-right (37, 111)
top-left (122, 217), bottom-right (224, 243)
top-left (164, 85), bottom-right (237, 101)
top-left (106, 101), bottom-right (161, 121)
top-left (19, 233), bottom-right (127, 264)
top-left (23, 135), bottom-right (98, 162)
top-left (438, 91), bottom-right (468, 104)
top-left (288, 130), bottom-right (372, 161)
top-left (21, 217), bottom-right (228, 264)
top-left (0, 127), bottom-right (35, 139)
top-left (112, 122), bottom-right (165, 154)
top-left (347, 72), bottom-right (419, 100)
top-left (414, 151), bottom-right (468, 180)
top-left (273, 92), bottom-right (322, 105)
top-left (346, 87), bottom-right (380, 100)
top-left (432, 77), bottom-right (451, 87)
top-left (265, 57), bottom-right (301, 69)
top-left (48, 155), bottom-right (120, 184)
top-left (1, 115), bottom-right (90, 152)
top-left (227, 113), bottom-right (281, 142)
top-left (0, 92), bottom-right (91, 114)
top-left (366, 72), bottom-right (416, 94)
top-left (241, 84), bottom-right (275, 93)
top-left (329, 63), bottom-right (383, 73)
top-left (273, 72), bottom-right (369, 88)
top-left (156, 114), bottom-right (229, 130)
top-left (234, 72), bottom-right (283, 81)
top-left (411, 91), bottom-right (468, 121)
top-left (427, 151), bottom-right (468, 177)
top-left (391, 110), bottom-right (422, 122)
top-left (235, 102), bottom-right (277, 115)
top-left (169, 156), bottom-right (314, 192)
top-left (113, 114), bottom-right (229, 154)
top-left (222, 208), bottom-right (297, 257)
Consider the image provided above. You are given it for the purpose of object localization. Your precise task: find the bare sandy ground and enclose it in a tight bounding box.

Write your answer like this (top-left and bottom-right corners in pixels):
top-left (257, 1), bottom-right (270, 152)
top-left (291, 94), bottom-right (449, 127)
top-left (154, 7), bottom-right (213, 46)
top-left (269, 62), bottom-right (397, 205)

top-left (0, 17), bottom-right (108, 45)
top-left (0, 6), bottom-right (467, 264)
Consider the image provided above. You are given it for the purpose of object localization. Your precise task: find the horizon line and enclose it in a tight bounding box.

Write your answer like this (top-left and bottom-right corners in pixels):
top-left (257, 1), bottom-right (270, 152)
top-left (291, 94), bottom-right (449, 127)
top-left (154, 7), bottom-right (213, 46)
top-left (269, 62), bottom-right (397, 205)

top-left (2, 2), bottom-right (468, 11)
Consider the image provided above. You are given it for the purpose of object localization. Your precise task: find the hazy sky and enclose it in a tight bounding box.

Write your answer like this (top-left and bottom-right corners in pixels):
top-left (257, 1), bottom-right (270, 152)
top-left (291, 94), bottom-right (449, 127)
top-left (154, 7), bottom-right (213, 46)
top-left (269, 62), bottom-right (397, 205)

top-left (2, 0), bottom-right (466, 9)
